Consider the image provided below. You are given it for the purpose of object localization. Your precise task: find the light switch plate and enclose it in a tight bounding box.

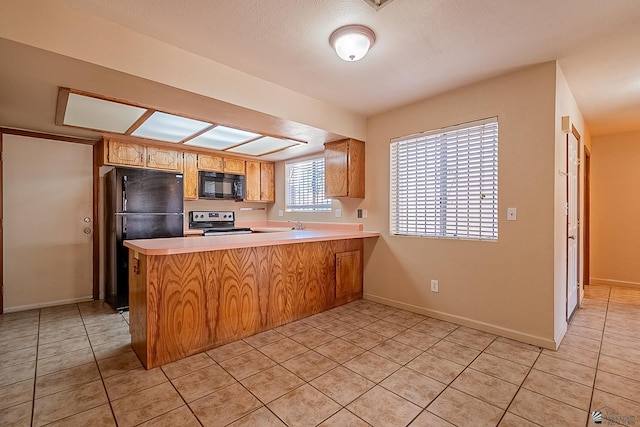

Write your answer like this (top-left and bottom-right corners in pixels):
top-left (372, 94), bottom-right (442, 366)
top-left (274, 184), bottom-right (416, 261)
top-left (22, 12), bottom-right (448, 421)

top-left (362, 209), bottom-right (368, 218)
top-left (507, 208), bottom-right (517, 221)
top-left (335, 209), bottom-right (342, 218)
top-left (278, 210), bottom-right (284, 217)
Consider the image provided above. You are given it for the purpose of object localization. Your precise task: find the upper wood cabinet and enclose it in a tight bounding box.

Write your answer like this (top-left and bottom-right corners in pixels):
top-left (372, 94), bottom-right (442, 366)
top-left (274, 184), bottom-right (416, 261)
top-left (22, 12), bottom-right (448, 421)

top-left (223, 158), bottom-right (245, 175)
top-left (105, 139), bottom-right (145, 168)
top-left (183, 152), bottom-right (198, 200)
top-left (245, 161), bottom-right (275, 203)
top-left (324, 138), bottom-right (365, 198)
top-left (197, 154), bottom-right (224, 172)
top-left (146, 146), bottom-right (182, 172)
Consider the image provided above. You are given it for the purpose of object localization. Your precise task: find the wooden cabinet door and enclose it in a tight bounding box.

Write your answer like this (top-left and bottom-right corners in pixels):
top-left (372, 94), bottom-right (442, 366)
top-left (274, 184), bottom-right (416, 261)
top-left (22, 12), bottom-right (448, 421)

top-left (335, 250), bottom-right (362, 299)
top-left (146, 147), bottom-right (182, 171)
top-left (198, 154), bottom-right (224, 172)
top-left (324, 140), bottom-right (349, 197)
top-left (183, 152), bottom-right (198, 200)
top-left (224, 158), bottom-right (245, 174)
top-left (245, 161), bottom-right (261, 202)
top-left (347, 139), bottom-right (365, 198)
top-left (260, 162), bottom-right (275, 202)
top-left (107, 140), bottom-right (145, 167)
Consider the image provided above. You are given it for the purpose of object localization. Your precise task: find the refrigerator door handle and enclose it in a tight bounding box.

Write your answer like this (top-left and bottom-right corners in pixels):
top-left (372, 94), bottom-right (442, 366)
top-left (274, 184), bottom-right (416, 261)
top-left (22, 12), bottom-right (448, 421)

top-left (122, 175), bottom-right (128, 212)
top-left (122, 215), bottom-right (127, 237)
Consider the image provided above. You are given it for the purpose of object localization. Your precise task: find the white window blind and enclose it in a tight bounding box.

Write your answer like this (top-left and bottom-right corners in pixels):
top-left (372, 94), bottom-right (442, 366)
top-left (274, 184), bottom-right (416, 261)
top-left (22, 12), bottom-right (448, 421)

top-left (286, 157), bottom-right (332, 212)
top-left (390, 117), bottom-right (498, 240)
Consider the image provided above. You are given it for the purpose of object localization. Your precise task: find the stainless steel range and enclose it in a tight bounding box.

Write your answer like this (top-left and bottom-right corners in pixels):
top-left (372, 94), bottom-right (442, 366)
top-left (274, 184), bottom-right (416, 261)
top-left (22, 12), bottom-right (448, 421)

top-left (188, 211), bottom-right (252, 236)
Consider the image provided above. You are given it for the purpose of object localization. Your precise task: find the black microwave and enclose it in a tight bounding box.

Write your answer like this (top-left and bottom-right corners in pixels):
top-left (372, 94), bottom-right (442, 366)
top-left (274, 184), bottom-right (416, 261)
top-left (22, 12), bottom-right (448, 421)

top-left (198, 171), bottom-right (245, 200)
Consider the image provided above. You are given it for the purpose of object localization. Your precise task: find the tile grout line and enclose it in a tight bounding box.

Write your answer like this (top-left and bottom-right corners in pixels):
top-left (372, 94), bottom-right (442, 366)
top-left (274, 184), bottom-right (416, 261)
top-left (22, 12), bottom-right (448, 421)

top-left (585, 285), bottom-right (611, 427)
top-left (29, 308), bottom-right (41, 426)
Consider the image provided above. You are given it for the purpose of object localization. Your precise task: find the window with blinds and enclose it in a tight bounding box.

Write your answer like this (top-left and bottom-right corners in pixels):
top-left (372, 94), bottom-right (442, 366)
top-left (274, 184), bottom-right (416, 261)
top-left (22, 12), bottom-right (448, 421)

top-left (390, 117), bottom-right (498, 240)
top-left (286, 157), bottom-right (332, 212)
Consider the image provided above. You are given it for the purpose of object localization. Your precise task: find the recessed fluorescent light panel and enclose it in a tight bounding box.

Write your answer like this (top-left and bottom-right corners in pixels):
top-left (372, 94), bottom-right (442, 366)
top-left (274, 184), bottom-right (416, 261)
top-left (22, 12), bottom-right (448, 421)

top-left (131, 111), bottom-right (211, 143)
top-left (185, 125), bottom-right (261, 150)
top-left (63, 93), bottom-right (147, 133)
top-left (227, 136), bottom-right (301, 156)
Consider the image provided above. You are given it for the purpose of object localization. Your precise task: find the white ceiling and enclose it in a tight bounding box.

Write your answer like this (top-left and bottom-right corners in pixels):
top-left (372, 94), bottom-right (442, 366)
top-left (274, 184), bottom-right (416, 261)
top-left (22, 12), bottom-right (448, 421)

top-left (56, 0), bottom-right (640, 136)
top-left (1, 0), bottom-right (639, 161)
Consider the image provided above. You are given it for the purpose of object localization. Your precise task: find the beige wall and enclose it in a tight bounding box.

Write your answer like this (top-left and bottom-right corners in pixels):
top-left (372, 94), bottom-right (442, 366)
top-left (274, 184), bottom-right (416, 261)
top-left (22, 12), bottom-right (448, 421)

top-left (591, 130), bottom-right (640, 287)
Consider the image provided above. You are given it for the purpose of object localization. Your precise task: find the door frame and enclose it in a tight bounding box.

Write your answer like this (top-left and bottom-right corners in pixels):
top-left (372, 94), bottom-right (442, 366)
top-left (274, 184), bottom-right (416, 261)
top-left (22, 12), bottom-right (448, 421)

top-left (0, 128), bottom-right (98, 314)
top-left (566, 124), bottom-right (581, 321)
top-left (583, 145), bottom-right (591, 289)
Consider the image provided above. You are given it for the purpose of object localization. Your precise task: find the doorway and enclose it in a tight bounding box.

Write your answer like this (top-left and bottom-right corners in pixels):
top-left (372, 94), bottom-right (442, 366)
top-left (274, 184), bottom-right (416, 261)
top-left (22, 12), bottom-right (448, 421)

top-left (566, 127), bottom-right (580, 320)
top-left (583, 146), bottom-right (591, 290)
top-left (2, 134), bottom-right (94, 311)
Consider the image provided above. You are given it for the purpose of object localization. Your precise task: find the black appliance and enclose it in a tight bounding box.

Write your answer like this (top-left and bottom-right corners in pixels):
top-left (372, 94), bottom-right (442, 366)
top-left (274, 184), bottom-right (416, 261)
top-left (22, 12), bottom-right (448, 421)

top-left (105, 167), bottom-right (184, 311)
top-left (198, 171), bottom-right (245, 200)
top-left (189, 211), bottom-right (252, 235)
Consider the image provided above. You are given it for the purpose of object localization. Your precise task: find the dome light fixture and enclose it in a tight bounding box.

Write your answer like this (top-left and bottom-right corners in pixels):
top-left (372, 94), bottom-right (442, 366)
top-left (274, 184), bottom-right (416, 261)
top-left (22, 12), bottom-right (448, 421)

top-left (329, 25), bottom-right (376, 62)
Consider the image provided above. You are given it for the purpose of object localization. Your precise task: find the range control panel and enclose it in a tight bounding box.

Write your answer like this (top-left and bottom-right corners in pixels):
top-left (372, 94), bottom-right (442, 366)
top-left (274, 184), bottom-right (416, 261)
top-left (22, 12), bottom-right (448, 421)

top-left (189, 211), bottom-right (235, 223)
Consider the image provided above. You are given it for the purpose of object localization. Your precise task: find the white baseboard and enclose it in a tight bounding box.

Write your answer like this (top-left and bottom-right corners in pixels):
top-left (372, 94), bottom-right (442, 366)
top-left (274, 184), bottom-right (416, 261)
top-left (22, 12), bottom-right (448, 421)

top-left (363, 293), bottom-right (556, 350)
top-left (590, 278), bottom-right (640, 289)
top-left (3, 296), bottom-right (94, 313)
top-left (554, 321), bottom-right (568, 351)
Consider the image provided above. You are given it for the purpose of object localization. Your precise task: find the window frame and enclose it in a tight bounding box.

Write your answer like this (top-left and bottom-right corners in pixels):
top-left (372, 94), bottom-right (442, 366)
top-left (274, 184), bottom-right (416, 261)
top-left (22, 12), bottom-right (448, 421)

top-left (389, 117), bottom-right (499, 241)
top-left (285, 156), bottom-right (332, 212)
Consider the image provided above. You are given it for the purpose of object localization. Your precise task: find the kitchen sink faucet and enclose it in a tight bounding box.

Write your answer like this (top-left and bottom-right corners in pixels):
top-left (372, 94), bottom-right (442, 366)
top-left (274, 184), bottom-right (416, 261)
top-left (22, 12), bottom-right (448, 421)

top-left (288, 220), bottom-right (304, 230)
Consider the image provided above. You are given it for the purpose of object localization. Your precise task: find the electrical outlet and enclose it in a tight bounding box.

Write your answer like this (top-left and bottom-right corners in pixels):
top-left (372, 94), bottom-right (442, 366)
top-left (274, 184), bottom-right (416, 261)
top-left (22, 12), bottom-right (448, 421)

top-left (507, 207), bottom-right (517, 221)
top-left (335, 209), bottom-right (342, 218)
top-left (430, 279), bottom-right (439, 293)
top-left (278, 210), bottom-right (284, 217)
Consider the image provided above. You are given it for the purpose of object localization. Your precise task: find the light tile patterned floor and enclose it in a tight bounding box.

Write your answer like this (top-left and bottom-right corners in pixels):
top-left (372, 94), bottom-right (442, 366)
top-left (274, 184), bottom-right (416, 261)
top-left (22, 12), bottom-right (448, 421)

top-left (1, 283), bottom-right (639, 426)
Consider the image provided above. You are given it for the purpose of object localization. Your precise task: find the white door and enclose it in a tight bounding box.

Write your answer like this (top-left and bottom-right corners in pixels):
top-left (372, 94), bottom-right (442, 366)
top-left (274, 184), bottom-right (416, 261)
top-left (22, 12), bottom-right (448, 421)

top-left (567, 132), bottom-right (579, 319)
top-left (3, 135), bottom-right (93, 310)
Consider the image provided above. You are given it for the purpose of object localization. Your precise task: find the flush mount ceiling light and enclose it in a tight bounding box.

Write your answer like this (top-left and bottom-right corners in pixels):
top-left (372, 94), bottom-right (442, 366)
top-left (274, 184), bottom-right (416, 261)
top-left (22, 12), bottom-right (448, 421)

top-left (329, 25), bottom-right (376, 62)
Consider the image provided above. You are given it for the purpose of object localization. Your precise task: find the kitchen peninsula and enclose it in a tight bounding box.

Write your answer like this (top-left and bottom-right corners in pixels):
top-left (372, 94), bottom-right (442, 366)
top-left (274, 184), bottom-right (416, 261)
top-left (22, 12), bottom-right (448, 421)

top-left (124, 227), bottom-right (379, 368)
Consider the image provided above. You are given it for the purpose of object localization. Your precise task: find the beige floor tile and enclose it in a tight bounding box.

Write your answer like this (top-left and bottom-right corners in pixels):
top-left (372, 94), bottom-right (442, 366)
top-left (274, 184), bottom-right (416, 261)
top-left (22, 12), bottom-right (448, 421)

top-left (318, 408), bottom-right (369, 426)
top-left (0, 316), bottom-right (39, 332)
top-left (258, 337), bottom-right (308, 362)
top-left (590, 389), bottom-right (640, 425)
top-left (348, 385), bottom-right (421, 427)
top-left (160, 352), bottom-right (215, 380)
top-left (0, 346), bottom-right (37, 369)
top-left (411, 318), bottom-right (458, 338)
top-left (494, 337), bottom-right (542, 353)
top-left (508, 388), bottom-right (587, 427)
top-left (533, 354), bottom-right (595, 387)
top-left (427, 339), bottom-right (481, 366)
top-left (311, 366), bottom-right (375, 406)
top-left (268, 383), bottom-right (341, 427)
top-left (190, 382), bottom-right (261, 426)
top-left (97, 350), bottom-right (143, 379)
top-left (228, 406), bottom-right (286, 426)
top-left (340, 312), bottom-right (378, 328)
top-left (595, 370), bottom-right (640, 404)
top-left (35, 362), bottom-right (100, 398)
top-left (566, 324), bottom-right (603, 341)
top-left (33, 380), bottom-right (108, 427)
top-left (451, 368), bottom-right (518, 409)
top-left (363, 320), bottom-right (406, 338)
top-left (409, 410), bottom-right (455, 426)
top-left (0, 334), bottom-right (37, 356)
top-left (0, 309), bottom-right (40, 322)
top-left (137, 405), bottom-right (201, 427)
top-left (406, 353), bottom-right (465, 384)
top-left (243, 329), bottom-right (285, 348)
top-left (91, 336), bottom-right (132, 361)
top-left (603, 330), bottom-right (640, 352)
top-left (0, 379), bottom-right (33, 411)
top-left (381, 366), bottom-right (446, 408)
top-left (0, 360), bottom-right (35, 388)
top-left (241, 365), bottom-right (304, 404)
top-left (498, 412), bottom-right (540, 427)
top-left (281, 350), bottom-right (338, 381)
top-left (600, 339), bottom-right (640, 364)
top-left (111, 382), bottom-right (183, 427)
top-left (370, 339), bottom-right (422, 365)
top-left (83, 316), bottom-right (128, 336)
top-left (427, 387), bottom-right (503, 427)
top-left (38, 318), bottom-right (85, 335)
top-left (219, 349), bottom-right (276, 380)
top-left (36, 348), bottom-right (94, 377)
top-left (470, 353), bottom-right (531, 385)
top-left (273, 320), bottom-right (313, 337)
top-left (597, 354), bottom-right (640, 380)
top-left (484, 340), bottom-right (540, 367)
top-left (38, 325), bottom-right (87, 345)
top-left (206, 340), bottom-right (253, 362)
top-left (290, 328), bottom-right (336, 348)
top-left (315, 319), bottom-right (360, 337)
top-left (559, 333), bottom-right (601, 352)
top-left (444, 327), bottom-right (496, 351)
top-left (522, 369), bottom-right (592, 411)
top-left (45, 404), bottom-right (115, 427)
top-left (392, 329), bottom-right (441, 351)
top-left (301, 312), bottom-right (337, 328)
top-left (343, 351), bottom-right (401, 383)
top-left (37, 335), bottom-right (90, 360)
top-left (341, 329), bottom-right (387, 350)
top-left (314, 338), bottom-right (366, 364)
top-left (358, 304), bottom-right (399, 319)
top-left (383, 311), bottom-right (425, 328)
top-left (0, 324), bottom-right (38, 341)
top-left (87, 327), bottom-right (131, 347)
top-left (0, 401), bottom-right (32, 427)
top-left (104, 366), bottom-right (168, 401)
top-left (171, 363), bottom-right (236, 402)
top-left (542, 343), bottom-right (599, 368)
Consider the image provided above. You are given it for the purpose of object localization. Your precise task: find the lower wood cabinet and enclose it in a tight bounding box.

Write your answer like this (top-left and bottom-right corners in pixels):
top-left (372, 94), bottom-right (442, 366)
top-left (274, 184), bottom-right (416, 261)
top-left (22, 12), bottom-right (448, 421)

top-left (336, 250), bottom-right (362, 299)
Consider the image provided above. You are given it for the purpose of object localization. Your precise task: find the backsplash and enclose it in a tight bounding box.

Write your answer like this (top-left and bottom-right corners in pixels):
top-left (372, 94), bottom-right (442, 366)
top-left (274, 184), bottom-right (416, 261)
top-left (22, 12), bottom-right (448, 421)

top-left (183, 200), bottom-right (268, 227)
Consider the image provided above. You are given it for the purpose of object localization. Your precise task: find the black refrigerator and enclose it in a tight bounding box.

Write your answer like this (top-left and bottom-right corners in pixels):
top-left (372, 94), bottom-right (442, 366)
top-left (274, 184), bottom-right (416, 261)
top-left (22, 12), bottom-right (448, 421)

top-left (105, 167), bottom-right (184, 311)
